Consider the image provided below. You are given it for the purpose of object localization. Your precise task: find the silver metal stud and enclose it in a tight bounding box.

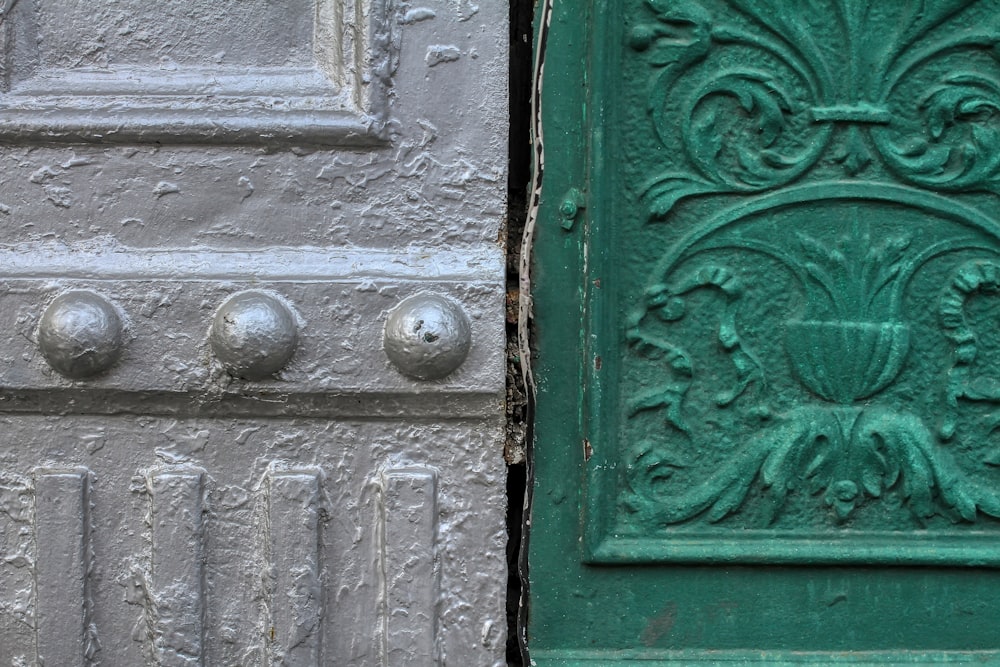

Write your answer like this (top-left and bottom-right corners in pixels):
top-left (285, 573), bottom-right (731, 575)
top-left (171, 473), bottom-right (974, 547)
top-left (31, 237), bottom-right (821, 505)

top-left (383, 293), bottom-right (472, 380)
top-left (210, 291), bottom-right (298, 380)
top-left (38, 290), bottom-right (125, 379)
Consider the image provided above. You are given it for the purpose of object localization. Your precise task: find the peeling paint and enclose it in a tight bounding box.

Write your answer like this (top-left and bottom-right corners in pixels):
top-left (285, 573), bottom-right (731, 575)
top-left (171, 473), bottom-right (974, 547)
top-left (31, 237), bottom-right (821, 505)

top-left (402, 8), bottom-right (436, 24)
top-left (152, 181), bottom-right (181, 198)
top-left (426, 45), bottom-right (462, 67)
top-left (43, 186), bottom-right (73, 208)
top-left (456, 0), bottom-right (480, 22)
top-left (238, 175), bottom-right (254, 200)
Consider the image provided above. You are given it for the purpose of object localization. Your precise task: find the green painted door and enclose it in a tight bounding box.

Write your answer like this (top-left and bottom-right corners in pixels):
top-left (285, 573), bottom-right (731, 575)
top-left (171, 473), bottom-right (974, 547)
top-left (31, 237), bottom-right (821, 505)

top-left (529, 0), bottom-right (1000, 663)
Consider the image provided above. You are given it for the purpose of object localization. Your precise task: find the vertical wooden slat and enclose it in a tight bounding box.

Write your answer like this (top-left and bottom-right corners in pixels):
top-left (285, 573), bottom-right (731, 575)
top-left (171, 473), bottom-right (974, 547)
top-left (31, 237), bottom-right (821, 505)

top-left (34, 468), bottom-right (90, 667)
top-left (381, 467), bottom-right (439, 666)
top-left (148, 468), bottom-right (205, 667)
top-left (267, 468), bottom-right (322, 666)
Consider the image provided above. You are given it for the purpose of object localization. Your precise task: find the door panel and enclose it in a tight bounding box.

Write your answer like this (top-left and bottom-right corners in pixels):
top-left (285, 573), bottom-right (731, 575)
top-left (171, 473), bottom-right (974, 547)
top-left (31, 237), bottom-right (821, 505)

top-left (0, 1), bottom-right (508, 665)
top-left (531, 0), bottom-right (1000, 662)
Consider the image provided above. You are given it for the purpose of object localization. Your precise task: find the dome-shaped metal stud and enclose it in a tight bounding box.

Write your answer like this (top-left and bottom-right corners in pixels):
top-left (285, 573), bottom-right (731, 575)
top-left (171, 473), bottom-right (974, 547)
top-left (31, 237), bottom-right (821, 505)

top-left (383, 293), bottom-right (472, 380)
top-left (209, 291), bottom-right (298, 380)
top-left (38, 290), bottom-right (125, 379)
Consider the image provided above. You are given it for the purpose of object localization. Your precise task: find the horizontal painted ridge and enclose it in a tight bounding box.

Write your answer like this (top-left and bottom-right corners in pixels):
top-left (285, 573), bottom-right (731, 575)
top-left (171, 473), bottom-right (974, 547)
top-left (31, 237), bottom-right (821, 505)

top-left (587, 534), bottom-right (1000, 567)
top-left (0, 389), bottom-right (504, 418)
top-left (0, 108), bottom-right (386, 146)
top-left (0, 245), bottom-right (503, 282)
top-left (11, 66), bottom-right (342, 97)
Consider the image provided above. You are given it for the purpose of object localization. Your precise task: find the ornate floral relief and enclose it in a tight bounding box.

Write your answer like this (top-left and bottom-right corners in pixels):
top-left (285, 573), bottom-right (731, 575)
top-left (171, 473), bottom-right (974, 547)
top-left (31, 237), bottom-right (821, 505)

top-left (622, 193), bottom-right (1000, 528)
top-left (628, 0), bottom-right (1000, 217)
top-left (612, 0), bottom-right (1000, 534)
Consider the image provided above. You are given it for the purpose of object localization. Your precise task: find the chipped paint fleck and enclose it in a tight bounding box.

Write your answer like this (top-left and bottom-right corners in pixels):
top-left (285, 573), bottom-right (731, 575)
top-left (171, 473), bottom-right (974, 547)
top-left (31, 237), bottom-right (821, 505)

top-left (402, 8), bottom-right (436, 24)
top-left (426, 45), bottom-right (462, 67)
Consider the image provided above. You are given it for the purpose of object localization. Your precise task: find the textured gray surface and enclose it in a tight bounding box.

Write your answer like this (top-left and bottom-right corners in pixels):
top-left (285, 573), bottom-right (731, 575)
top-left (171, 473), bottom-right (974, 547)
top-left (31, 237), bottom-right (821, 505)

top-left (0, 0), bottom-right (507, 664)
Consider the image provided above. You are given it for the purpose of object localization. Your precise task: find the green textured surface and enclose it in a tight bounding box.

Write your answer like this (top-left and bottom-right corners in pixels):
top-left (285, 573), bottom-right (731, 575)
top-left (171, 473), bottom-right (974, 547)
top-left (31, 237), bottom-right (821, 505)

top-left (530, 0), bottom-right (1000, 661)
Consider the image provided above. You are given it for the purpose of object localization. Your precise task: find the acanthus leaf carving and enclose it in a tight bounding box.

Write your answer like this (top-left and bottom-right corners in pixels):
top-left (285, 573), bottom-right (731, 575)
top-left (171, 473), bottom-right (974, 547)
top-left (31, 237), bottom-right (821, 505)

top-left (629, 0), bottom-right (1000, 216)
top-left (621, 194), bottom-right (1000, 528)
top-left (587, 0), bottom-right (1000, 564)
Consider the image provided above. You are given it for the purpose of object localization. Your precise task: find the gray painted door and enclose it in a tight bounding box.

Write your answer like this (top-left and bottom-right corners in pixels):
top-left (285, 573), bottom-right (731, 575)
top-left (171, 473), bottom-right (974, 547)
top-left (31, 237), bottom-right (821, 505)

top-left (0, 2), bottom-right (508, 665)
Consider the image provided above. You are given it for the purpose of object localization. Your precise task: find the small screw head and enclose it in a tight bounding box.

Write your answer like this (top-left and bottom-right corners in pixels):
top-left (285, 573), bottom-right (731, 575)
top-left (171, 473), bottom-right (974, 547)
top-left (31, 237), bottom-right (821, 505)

top-left (560, 199), bottom-right (578, 218)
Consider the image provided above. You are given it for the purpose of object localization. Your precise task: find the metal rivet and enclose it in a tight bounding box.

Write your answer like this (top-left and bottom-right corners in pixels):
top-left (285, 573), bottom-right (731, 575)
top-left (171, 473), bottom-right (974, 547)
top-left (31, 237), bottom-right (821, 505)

top-left (384, 293), bottom-right (472, 380)
top-left (559, 187), bottom-right (585, 230)
top-left (209, 291), bottom-right (298, 380)
top-left (38, 290), bottom-right (125, 379)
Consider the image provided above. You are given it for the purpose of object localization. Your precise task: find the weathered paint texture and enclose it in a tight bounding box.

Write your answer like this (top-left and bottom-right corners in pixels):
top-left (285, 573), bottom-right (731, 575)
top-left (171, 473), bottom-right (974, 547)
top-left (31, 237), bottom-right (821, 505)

top-left (0, 0), bottom-right (507, 664)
